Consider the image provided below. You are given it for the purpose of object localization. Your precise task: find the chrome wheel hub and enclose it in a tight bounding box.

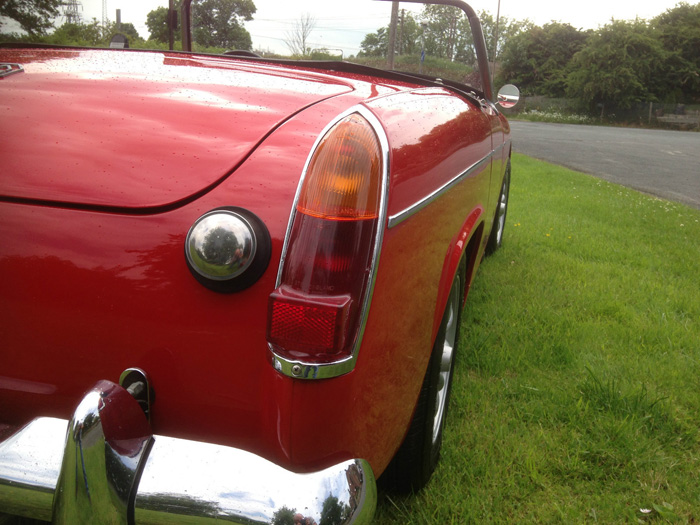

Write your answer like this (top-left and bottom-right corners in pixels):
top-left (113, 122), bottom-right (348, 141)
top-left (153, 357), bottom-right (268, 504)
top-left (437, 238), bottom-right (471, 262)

top-left (495, 172), bottom-right (509, 245)
top-left (432, 274), bottom-right (460, 446)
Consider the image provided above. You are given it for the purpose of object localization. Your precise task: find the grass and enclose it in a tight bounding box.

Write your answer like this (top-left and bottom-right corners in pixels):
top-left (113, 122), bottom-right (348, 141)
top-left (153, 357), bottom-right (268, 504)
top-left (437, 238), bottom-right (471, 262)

top-left (374, 153), bottom-right (700, 523)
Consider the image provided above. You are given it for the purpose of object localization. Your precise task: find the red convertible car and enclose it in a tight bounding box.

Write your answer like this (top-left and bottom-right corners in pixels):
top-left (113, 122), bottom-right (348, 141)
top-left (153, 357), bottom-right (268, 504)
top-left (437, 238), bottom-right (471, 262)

top-left (0, 0), bottom-right (515, 522)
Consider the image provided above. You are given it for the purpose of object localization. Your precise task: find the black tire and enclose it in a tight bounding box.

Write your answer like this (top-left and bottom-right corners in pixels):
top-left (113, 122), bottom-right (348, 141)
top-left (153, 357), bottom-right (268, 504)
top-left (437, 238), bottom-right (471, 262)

top-left (486, 159), bottom-right (511, 255)
top-left (380, 262), bottom-right (464, 493)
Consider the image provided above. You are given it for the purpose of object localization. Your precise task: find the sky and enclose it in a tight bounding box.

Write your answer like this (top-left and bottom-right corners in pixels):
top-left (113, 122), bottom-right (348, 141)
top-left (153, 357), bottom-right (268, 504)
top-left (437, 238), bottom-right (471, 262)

top-left (4, 0), bottom-right (688, 55)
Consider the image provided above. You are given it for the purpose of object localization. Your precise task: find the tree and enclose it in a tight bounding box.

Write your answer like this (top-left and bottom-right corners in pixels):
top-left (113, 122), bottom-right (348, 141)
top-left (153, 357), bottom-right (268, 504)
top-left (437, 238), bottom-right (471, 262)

top-left (271, 506), bottom-right (296, 525)
top-left (498, 22), bottom-right (587, 96)
top-left (146, 6), bottom-right (180, 43)
top-left (478, 11), bottom-right (531, 67)
top-left (284, 13), bottom-right (315, 56)
top-left (319, 495), bottom-right (351, 525)
top-left (359, 11), bottom-right (420, 58)
top-left (396, 10), bottom-right (421, 56)
top-left (192, 0), bottom-right (255, 49)
top-left (360, 5), bottom-right (475, 63)
top-left (416, 6), bottom-right (529, 80)
top-left (566, 19), bottom-right (668, 112)
top-left (421, 5), bottom-right (472, 62)
top-left (359, 27), bottom-right (388, 57)
top-left (38, 19), bottom-right (142, 47)
top-left (652, 2), bottom-right (700, 102)
top-left (146, 0), bottom-right (255, 49)
top-left (0, 0), bottom-right (61, 35)
top-left (46, 20), bottom-right (104, 46)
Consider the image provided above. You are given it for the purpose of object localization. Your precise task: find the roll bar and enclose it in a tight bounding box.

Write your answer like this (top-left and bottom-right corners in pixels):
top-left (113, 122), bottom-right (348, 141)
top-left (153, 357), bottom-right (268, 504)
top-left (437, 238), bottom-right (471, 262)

top-left (376, 0), bottom-right (493, 101)
top-left (170, 0), bottom-right (493, 101)
top-left (167, 0), bottom-right (192, 52)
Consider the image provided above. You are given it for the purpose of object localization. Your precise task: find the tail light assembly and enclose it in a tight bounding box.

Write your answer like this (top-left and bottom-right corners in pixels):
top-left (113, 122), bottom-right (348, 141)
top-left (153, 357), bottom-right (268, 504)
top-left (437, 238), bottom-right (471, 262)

top-left (267, 107), bottom-right (389, 380)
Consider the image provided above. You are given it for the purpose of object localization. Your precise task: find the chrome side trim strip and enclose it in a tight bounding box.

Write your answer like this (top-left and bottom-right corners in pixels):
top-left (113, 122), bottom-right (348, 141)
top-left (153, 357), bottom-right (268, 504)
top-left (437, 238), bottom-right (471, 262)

top-left (388, 152), bottom-right (490, 228)
top-left (387, 140), bottom-right (510, 229)
top-left (495, 140), bottom-right (508, 155)
top-left (269, 104), bottom-right (390, 380)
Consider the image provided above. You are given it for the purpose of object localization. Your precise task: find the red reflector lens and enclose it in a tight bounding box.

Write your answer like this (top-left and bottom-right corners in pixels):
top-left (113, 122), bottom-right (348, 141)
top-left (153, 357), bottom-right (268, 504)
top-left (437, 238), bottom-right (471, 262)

top-left (268, 288), bottom-right (351, 359)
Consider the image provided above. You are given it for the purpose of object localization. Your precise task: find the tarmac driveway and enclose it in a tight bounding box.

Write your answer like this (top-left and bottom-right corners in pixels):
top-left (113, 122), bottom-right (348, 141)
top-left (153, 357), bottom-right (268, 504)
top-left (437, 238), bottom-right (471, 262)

top-left (509, 120), bottom-right (700, 209)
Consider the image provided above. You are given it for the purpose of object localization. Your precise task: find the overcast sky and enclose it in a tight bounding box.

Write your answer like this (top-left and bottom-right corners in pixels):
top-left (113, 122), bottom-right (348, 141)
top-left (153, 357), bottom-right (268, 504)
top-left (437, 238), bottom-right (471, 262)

top-left (9, 0), bottom-right (688, 55)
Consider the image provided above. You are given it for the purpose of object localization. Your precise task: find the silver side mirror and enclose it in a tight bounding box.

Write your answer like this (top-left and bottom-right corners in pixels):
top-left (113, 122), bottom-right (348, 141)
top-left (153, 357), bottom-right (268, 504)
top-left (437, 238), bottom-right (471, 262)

top-left (497, 84), bottom-right (520, 109)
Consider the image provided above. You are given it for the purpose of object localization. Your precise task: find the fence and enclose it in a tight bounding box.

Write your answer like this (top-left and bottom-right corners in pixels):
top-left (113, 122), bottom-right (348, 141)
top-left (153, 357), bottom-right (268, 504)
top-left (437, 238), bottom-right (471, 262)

top-left (503, 96), bottom-right (700, 130)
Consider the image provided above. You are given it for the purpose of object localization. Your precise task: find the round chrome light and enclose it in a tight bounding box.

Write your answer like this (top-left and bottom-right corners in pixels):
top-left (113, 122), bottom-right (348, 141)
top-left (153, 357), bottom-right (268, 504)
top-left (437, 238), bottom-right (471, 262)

top-left (186, 211), bottom-right (256, 280)
top-left (185, 207), bottom-right (271, 293)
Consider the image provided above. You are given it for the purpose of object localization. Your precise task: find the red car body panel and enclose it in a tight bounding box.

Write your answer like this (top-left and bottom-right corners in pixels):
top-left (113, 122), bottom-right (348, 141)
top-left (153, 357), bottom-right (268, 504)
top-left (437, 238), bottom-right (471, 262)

top-left (0, 48), bottom-right (354, 209)
top-left (0, 47), bottom-right (510, 475)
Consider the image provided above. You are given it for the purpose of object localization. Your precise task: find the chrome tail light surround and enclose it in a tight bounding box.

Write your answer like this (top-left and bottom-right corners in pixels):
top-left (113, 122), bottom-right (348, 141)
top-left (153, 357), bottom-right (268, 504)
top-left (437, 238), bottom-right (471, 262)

top-left (267, 105), bottom-right (390, 380)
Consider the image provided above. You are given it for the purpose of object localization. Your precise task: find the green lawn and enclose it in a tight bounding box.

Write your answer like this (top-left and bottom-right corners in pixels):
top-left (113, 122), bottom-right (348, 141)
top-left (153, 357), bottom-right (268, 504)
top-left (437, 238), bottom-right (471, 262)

top-left (375, 153), bottom-right (700, 523)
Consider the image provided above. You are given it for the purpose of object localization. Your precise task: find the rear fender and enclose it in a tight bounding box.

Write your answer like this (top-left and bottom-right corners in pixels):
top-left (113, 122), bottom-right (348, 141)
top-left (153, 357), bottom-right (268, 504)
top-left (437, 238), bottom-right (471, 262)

top-left (432, 208), bottom-right (484, 340)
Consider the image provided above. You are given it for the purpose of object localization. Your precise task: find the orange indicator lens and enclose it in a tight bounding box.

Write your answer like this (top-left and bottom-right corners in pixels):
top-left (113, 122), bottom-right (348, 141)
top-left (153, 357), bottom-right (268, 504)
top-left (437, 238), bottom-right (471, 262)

top-left (297, 114), bottom-right (382, 221)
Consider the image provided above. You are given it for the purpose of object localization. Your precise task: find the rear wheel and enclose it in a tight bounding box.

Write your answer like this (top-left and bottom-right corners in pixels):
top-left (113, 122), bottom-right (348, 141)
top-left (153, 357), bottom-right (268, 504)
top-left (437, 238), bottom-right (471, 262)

top-left (486, 159), bottom-right (511, 255)
top-left (381, 263), bottom-right (464, 493)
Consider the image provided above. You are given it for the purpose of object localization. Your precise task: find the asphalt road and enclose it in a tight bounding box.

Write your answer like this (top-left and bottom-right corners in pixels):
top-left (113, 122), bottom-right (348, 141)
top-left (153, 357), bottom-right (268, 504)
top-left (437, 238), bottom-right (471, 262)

top-left (509, 121), bottom-right (700, 209)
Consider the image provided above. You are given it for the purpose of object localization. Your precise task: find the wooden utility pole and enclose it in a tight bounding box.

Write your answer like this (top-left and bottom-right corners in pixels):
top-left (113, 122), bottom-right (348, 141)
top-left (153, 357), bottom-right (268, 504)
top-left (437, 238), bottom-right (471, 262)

top-left (399, 9), bottom-right (404, 55)
top-left (387, 1), bottom-right (399, 70)
top-left (492, 0), bottom-right (501, 83)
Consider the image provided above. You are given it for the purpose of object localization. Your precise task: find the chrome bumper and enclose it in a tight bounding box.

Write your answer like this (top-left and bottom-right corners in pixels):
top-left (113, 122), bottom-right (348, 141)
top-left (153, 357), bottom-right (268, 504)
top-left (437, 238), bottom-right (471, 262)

top-left (0, 381), bottom-right (376, 524)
